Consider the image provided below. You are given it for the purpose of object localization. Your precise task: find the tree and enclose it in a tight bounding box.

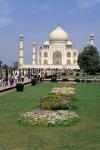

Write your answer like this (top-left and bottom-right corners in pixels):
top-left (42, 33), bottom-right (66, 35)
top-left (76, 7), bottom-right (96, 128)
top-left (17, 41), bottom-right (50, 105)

top-left (12, 61), bottom-right (19, 70)
top-left (2, 64), bottom-right (9, 78)
top-left (0, 60), bottom-right (2, 67)
top-left (78, 45), bottom-right (100, 74)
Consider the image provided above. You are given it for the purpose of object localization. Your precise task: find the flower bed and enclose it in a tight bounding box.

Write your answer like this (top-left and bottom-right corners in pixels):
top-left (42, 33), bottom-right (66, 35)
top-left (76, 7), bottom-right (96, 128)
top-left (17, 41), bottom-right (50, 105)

top-left (18, 109), bottom-right (79, 127)
top-left (51, 87), bottom-right (75, 95)
top-left (58, 82), bottom-right (77, 88)
top-left (18, 83), bottom-right (79, 127)
top-left (39, 93), bottom-right (70, 110)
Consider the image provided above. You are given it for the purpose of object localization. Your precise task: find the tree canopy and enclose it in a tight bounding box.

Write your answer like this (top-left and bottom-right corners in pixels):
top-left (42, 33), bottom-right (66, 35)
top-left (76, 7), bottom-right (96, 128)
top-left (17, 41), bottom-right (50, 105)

top-left (0, 61), bottom-right (2, 67)
top-left (12, 61), bottom-right (19, 70)
top-left (78, 45), bottom-right (100, 74)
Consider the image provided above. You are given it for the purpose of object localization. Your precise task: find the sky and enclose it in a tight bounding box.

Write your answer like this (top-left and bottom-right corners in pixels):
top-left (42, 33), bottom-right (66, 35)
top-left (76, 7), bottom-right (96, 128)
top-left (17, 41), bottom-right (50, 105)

top-left (0, 0), bottom-right (100, 65)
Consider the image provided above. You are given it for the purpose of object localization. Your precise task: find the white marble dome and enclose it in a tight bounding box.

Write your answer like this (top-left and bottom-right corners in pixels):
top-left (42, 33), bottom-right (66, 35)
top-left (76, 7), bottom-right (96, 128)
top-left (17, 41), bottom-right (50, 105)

top-left (49, 26), bottom-right (68, 41)
top-left (43, 41), bottom-right (50, 45)
top-left (32, 42), bottom-right (36, 45)
top-left (67, 40), bottom-right (72, 45)
top-left (20, 34), bottom-right (23, 38)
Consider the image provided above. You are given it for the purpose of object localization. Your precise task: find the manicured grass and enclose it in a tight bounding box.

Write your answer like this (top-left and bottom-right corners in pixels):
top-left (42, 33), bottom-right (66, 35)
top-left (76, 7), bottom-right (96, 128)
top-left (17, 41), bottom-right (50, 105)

top-left (0, 82), bottom-right (100, 150)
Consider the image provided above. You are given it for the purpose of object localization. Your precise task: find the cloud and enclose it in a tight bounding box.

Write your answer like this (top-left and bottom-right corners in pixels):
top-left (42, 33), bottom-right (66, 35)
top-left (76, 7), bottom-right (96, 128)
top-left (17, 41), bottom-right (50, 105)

top-left (0, 17), bottom-right (13, 27)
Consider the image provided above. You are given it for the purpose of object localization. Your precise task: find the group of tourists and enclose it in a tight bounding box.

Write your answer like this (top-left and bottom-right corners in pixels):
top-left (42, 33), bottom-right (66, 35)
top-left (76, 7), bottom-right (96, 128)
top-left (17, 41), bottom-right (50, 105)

top-left (0, 74), bottom-right (25, 87)
top-left (0, 70), bottom-right (55, 87)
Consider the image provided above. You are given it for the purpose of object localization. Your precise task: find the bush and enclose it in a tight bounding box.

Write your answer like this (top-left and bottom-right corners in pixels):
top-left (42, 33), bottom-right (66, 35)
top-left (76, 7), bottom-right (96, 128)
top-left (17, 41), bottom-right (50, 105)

top-left (62, 78), bottom-right (68, 82)
top-left (16, 83), bottom-right (24, 92)
top-left (51, 77), bottom-right (57, 82)
top-left (76, 73), bottom-right (80, 76)
top-left (58, 82), bottom-right (77, 88)
top-left (31, 79), bottom-right (37, 86)
top-left (18, 109), bottom-right (79, 127)
top-left (40, 77), bottom-right (43, 82)
top-left (45, 75), bottom-right (50, 79)
top-left (39, 94), bottom-right (70, 110)
top-left (82, 79), bottom-right (85, 83)
top-left (69, 72), bottom-right (73, 75)
top-left (49, 75), bottom-right (53, 78)
top-left (74, 79), bottom-right (80, 82)
top-left (62, 72), bottom-right (67, 75)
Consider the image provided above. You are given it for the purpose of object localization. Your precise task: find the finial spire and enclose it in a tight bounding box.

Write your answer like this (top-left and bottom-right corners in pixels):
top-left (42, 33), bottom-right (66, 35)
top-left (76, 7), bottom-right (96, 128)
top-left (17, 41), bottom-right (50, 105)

top-left (90, 33), bottom-right (94, 46)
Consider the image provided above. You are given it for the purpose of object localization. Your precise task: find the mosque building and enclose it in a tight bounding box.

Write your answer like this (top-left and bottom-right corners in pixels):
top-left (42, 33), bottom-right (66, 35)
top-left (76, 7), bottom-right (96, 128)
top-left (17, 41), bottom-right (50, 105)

top-left (18, 26), bottom-right (94, 72)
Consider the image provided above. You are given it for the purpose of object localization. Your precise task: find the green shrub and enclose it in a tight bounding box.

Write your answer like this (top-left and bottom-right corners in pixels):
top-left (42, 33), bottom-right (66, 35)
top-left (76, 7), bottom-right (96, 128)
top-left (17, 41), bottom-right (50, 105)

top-left (18, 110), bottom-right (79, 127)
top-left (75, 79), bottom-right (80, 82)
top-left (40, 77), bottom-right (43, 82)
top-left (16, 83), bottom-right (24, 92)
top-left (82, 79), bottom-right (85, 83)
top-left (76, 73), bottom-right (80, 76)
top-left (62, 78), bottom-right (68, 82)
top-left (69, 72), bottom-right (73, 75)
top-left (39, 94), bottom-right (70, 110)
top-left (51, 77), bottom-right (57, 82)
top-left (31, 79), bottom-right (37, 86)
top-left (58, 82), bottom-right (76, 88)
top-left (45, 75), bottom-right (52, 79)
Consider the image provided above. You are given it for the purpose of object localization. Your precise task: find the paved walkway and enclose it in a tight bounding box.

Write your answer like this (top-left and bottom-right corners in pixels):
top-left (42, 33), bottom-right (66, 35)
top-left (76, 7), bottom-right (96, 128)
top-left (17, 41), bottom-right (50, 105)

top-left (0, 78), bottom-right (31, 93)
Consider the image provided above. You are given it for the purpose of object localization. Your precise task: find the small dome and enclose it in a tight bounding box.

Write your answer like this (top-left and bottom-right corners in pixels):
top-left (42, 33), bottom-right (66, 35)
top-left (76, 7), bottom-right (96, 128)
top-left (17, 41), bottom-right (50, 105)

top-left (20, 34), bottom-right (23, 38)
top-left (32, 42), bottom-right (36, 46)
top-left (67, 40), bottom-right (72, 46)
top-left (43, 41), bottom-right (50, 45)
top-left (50, 26), bottom-right (68, 42)
top-left (90, 33), bottom-right (94, 37)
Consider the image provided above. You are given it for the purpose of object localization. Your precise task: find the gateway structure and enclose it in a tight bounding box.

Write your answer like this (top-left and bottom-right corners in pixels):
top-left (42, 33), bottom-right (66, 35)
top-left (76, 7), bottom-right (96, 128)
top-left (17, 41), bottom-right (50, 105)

top-left (19, 26), bottom-right (80, 71)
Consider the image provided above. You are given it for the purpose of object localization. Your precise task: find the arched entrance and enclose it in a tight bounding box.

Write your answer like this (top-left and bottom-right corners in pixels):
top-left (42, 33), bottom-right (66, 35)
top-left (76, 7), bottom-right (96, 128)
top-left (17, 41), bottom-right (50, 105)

top-left (53, 51), bottom-right (62, 65)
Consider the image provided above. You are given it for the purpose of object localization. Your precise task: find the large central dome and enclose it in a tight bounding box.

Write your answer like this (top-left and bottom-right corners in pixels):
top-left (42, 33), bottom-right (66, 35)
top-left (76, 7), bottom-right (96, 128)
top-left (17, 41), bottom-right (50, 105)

top-left (49, 26), bottom-right (68, 42)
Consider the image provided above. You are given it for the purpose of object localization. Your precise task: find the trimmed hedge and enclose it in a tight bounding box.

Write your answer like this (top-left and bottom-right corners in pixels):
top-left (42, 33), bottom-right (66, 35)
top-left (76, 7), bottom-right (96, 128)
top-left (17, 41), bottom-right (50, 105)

top-left (16, 83), bottom-right (24, 92)
top-left (31, 79), bottom-right (37, 86)
top-left (74, 79), bottom-right (80, 83)
top-left (62, 78), bottom-right (68, 82)
top-left (51, 77), bottom-right (57, 82)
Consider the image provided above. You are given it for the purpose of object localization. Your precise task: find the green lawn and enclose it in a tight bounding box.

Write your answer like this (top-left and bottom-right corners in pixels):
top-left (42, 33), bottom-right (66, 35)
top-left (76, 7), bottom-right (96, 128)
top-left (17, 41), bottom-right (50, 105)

top-left (0, 82), bottom-right (100, 150)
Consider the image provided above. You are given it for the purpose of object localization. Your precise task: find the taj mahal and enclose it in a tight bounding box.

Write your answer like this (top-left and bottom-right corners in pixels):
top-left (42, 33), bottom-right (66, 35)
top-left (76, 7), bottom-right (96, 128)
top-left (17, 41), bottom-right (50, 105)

top-left (18, 25), bottom-right (94, 72)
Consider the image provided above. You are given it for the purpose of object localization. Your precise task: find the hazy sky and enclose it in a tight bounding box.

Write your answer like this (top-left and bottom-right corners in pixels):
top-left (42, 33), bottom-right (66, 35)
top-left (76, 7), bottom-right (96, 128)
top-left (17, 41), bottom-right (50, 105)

top-left (0, 0), bottom-right (100, 65)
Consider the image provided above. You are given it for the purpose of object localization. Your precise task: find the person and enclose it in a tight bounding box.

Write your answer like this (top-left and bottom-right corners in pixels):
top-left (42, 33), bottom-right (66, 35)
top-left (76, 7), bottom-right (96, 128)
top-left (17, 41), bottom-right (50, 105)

top-left (21, 75), bottom-right (24, 82)
top-left (15, 75), bottom-right (18, 84)
top-left (0, 77), bottom-right (2, 86)
top-left (94, 76), bottom-right (96, 83)
top-left (5, 77), bottom-right (8, 86)
top-left (3, 77), bottom-right (6, 86)
top-left (82, 76), bottom-right (85, 83)
top-left (9, 76), bottom-right (12, 86)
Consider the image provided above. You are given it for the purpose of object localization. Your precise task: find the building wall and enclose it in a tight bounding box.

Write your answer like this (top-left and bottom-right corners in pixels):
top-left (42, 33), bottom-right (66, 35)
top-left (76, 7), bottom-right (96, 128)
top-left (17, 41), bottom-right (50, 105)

top-left (39, 42), bottom-right (78, 66)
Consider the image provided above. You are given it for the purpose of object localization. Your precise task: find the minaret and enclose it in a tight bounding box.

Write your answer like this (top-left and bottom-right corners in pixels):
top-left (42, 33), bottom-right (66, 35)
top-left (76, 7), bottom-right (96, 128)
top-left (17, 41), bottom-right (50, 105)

top-left (19, 34), bottom-right (24, 66)
top-left (86, 42), bottom-right (90, 47)
top-left (90, 33), bottom-right (94, 46)
top-left (32, 42), bottom-right (36, 65)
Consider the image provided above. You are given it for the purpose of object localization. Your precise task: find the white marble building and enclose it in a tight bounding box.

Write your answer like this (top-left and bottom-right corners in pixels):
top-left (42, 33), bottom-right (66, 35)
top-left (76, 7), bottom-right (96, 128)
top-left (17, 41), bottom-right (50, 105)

top-left (19, 26), bottom-right (80, 70)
